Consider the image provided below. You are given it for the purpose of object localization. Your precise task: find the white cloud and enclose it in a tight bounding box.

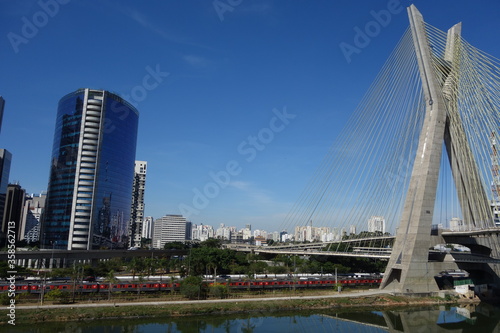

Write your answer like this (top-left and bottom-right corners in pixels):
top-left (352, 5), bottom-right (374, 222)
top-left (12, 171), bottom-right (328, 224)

top-left (229, 180), bottom-right (251, 190)
top-left (229, 181), bottom-right (277, 206)
top-left (117, 5), bottom-right (213, 50)
top-left (183, 54), bottom-right (209, 68)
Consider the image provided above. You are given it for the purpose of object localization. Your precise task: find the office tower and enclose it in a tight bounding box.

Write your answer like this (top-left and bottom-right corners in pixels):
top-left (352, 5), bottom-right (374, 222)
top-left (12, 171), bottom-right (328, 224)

top-left (142, 216), bottom-right (154, 239)
top-left (0, 149), bottom-right (12, 230)
top-left (152, 214), bottom-right (191, 249)
top-left (1, 183), bottom-right (26, 246)
top-left (129, 161), bottom-right (147, 248)
top-left (20, 193), bottom-right (46, 244)
top-left (216, 223), bottom-right (232, 240)
top-left (41, 89), bottom-right (139, 250)
top-left (0, 96), bottom-right (9, 231)
top-left (367, 216), bottom-right (386, 234)
top-left (349, 225), bottom-right (357, 235)
top-left (191, 223), bottom-right (214, 241)
top-left (0, 96), bottom-right (4, 134)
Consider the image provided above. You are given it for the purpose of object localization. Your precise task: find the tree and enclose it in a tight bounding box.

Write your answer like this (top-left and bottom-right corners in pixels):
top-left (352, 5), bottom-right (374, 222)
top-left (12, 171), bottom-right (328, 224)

top-left (180, 275), bottom-right (206, 300)
top-left (94, 258), bottom-right (123, 277)
top-left (144, 257), bottom-right (159, 277)
top-left (128, 258), bottom-right (146, 280)
top-left (69, 264), bottom-right (84, 303)
top-left (45, 288), bottom-right (71, 304)
top-left (268, 265), bottom-right (288, 277)
top-left (207, 262), bottom-right (217, 283)
top-left (200, 238), bottom-right (222, 249)
top-left (104, 270), bottom-right (118, 300)
top-left (209, 283), bottom-right (228, 299)
top-left (49, 267), bottom-right (72, 279)
top-left (141, 238), bottom-right (152, 249)
top-left (248, 261), bottom-right (268, 276)
top-left (188, 247), bottom-right (236, 276)
top-left (229, 263), bottom-right (246, 275)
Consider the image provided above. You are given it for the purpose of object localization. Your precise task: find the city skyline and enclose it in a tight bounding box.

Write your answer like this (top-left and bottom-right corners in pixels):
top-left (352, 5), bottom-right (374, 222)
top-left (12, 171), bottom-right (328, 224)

top-left (1, 1), bottom-right (499, 232)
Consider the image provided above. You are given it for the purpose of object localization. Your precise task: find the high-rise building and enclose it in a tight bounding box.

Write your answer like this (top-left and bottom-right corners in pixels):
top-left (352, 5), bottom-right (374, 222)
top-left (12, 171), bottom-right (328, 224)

top-left (0, 96), bottom-right (9, 231)
top-left (0, 149), bottom-right (12, 229)
top-left (20, 193), bottom-right (46, 244)
top-left (152, 214), bottom-right (191, 249)
top-left (192, 223), bottom-right (214, 241)
top-left (41, 89), bottom-right (139, 250)
top-left (242, 225), bottom-right (252, 240)
top-left (349, 225), bottom-right (357, 235)
top-left (449, 217), bottom-right (465, 232)
top-left (1, 183), bottom-right (26, 246)
top-left (142, 216), bottom-right (154, 239)
top-left (0, 96), bottom-right (5, 134)
top-left (367, 216), bottom-right (386, 234)
top-left (216, 223), bottom-right (232, 240)
top-left (129, 161), bottom-right (147, 248)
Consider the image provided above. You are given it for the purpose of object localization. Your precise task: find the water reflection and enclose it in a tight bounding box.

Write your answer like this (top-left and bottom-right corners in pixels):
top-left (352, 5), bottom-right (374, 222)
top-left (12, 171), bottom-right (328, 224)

top-left (7, 303), bottom-right (500, 333)
top-left (333, 302), bottom-right (500, 332)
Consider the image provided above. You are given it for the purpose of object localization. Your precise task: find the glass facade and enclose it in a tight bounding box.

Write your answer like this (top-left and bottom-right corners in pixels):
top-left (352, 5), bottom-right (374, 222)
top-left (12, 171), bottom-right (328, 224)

top-left (42, 89), bottom-right (138, 250)
top-left (0, 149), bottom-right (12, 223)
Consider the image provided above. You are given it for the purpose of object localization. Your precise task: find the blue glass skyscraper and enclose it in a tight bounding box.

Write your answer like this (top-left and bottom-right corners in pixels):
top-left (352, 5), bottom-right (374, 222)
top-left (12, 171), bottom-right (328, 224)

top-left (41, 89), bottom-right (139, 250)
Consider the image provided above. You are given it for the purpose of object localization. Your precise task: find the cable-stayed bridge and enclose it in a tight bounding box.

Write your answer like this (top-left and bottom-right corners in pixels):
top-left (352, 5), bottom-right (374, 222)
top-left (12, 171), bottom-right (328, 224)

top-left (264, 5), bottom-right (500, 293)
top-left (227, 235), bottom-right (395, 259)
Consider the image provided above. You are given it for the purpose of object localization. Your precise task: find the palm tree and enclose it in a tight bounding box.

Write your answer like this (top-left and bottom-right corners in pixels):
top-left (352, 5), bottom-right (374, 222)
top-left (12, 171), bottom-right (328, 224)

top-left (170, 276), bottom-right (177, 294)
top-left (207, 262), bottom-right (218, 285)
top-left (70, 264), bottom-right (83, 303)
top-left (128, 258), bottom-right (145, 281)
top-left (104, 270), bottom-right (118, 301)
top-left (137, 274), bottom-right (145, 295)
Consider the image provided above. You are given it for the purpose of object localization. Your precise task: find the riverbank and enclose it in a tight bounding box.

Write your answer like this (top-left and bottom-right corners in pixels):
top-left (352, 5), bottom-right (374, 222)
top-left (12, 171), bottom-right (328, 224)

top-left (2, 290), bottom-right (479, 325)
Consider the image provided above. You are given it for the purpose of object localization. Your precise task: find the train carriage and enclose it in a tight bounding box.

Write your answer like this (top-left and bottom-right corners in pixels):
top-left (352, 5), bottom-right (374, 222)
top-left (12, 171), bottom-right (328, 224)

top-left (0, 276), bottom-right (382, 294)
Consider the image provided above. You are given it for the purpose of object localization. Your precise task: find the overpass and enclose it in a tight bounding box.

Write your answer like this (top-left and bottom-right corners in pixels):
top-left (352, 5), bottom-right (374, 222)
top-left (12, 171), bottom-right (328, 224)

top-left (0, 249), bottom-right (187, 270)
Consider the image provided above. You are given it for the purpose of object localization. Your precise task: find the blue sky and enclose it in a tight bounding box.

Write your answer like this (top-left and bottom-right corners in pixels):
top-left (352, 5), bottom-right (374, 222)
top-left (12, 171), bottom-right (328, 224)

top-left (1, 0), bottom-right (499, 232)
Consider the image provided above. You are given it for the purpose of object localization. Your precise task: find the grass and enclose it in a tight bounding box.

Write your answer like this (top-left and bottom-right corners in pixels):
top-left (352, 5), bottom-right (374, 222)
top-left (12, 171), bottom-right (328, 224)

top-left (1, 292), bottom-right (468, 325)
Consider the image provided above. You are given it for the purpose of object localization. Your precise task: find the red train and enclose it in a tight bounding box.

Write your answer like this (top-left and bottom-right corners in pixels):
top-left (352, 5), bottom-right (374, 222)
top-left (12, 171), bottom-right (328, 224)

top-left (0, 277), bottom-right (382, 294)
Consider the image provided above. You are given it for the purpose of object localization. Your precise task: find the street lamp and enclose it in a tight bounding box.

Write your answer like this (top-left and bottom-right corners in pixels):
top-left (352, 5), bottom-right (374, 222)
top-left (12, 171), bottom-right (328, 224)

top-left (51, 241), bottom-right (57, 269)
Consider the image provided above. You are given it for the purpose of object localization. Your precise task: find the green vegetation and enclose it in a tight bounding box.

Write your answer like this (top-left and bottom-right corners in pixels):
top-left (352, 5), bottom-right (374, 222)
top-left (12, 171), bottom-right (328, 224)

top-left (180, 275), bottom-right (205, 299)
top-left (3, 294), bottom-right (461, 325)
top-left (44, 289), bottom-right (71, 304)
top-left (5, 239), bottom-right (387, 297)
top-left (209, 283), bottom-right (229, 299)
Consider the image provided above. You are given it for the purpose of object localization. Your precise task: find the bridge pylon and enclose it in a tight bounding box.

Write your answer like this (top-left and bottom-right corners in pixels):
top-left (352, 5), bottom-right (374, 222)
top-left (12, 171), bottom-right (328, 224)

top-left (380, 5), bottom-right (492, 293)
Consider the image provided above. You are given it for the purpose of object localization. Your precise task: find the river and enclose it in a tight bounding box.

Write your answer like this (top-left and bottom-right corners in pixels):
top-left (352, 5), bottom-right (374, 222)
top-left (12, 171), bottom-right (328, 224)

top-left (4, 303), bottom-right (500, 332)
